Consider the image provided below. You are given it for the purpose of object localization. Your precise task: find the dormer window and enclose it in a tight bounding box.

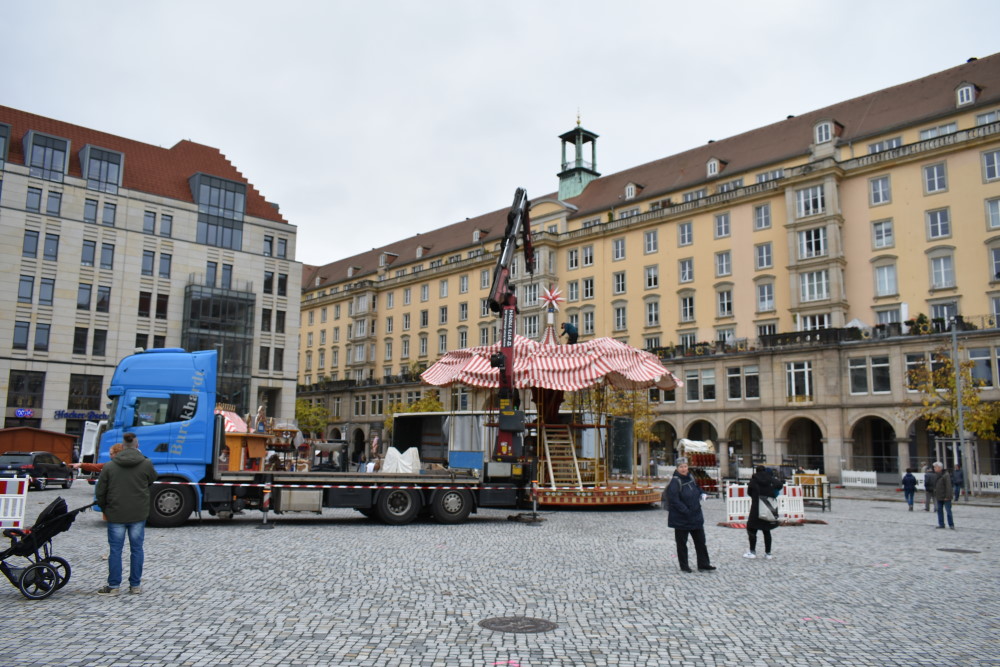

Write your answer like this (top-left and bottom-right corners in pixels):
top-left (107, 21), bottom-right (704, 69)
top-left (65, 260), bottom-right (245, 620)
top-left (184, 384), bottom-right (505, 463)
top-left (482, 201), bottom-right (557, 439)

top-left (625, 183), bottom-right (636, 199)
top-left (24, 131), bottom-right (70, 182)
top-left (81, 145), bottom-right (124, 194)
top-left (379, 252), bottom-right (398, 267)
top-left (956, 82), bottom-right (977, 107)
top-left (416, 245), bottom-right (427, 259)
top-left (347, 265), bottom-right (361, 278)
top-left (707, 159), bottom-right (720, 177)
top-left (815, 122), bottom-right (832, 144)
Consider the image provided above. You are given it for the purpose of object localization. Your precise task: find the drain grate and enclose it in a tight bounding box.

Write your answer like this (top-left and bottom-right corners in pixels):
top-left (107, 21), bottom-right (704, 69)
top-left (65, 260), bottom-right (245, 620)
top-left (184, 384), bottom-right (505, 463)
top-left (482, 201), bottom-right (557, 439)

top-left (479, 616), bottom-right (558, 633)
top-left (937, 548), bottom-right (981, 554)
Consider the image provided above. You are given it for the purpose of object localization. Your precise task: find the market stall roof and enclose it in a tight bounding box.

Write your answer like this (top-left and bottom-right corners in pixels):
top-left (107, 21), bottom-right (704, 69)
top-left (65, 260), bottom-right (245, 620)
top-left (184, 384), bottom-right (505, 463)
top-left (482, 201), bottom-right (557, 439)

top-left (421, 327), bottom-right (681, 392)
top-left (214, 410), bottom-right (247, 433)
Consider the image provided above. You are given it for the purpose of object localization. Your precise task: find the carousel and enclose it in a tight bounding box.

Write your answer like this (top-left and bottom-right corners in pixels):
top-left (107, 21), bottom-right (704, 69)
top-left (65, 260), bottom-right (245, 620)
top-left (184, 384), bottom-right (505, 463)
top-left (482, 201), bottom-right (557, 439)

top-left (421, 286), bottom-right (682, 507)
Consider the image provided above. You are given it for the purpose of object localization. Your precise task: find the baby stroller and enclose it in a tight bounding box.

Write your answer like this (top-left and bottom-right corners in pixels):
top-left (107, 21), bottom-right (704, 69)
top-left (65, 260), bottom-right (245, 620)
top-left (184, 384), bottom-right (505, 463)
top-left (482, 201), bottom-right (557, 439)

top-left (1, 496), bottom-right (91, 599)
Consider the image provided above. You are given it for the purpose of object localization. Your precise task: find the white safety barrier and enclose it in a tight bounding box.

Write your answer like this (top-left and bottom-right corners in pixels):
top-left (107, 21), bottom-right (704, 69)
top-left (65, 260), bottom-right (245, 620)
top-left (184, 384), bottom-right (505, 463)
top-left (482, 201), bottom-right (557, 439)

top-left (0, 478), bottom-right (30, 530)
top-left (725, 483), bottom-right (804, 524)
top-left (841, 470), bottom-right (878, 488)
top-left (971, 475), bottom-right (1000, 494)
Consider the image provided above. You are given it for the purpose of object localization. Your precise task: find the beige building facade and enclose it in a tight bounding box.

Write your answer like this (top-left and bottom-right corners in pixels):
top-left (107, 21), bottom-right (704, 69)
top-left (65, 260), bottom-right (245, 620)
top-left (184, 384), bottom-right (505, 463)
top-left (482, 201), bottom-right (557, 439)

top-left (299, 56), bottom-right (1000, 482)
top-left (1, 107), bottom-right (300, 449)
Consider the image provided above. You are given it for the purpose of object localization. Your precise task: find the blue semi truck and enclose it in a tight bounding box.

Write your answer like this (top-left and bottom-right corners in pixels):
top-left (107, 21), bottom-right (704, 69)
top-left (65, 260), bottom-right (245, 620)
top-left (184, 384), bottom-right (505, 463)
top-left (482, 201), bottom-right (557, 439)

top-left (98, 348), bottom-right (534, 527)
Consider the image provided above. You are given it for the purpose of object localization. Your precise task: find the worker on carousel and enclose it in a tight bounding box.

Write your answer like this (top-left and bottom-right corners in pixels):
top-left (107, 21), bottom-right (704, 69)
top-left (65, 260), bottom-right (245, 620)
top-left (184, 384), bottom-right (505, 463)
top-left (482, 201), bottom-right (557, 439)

top-left (560, 322), bottom-right (578, 344)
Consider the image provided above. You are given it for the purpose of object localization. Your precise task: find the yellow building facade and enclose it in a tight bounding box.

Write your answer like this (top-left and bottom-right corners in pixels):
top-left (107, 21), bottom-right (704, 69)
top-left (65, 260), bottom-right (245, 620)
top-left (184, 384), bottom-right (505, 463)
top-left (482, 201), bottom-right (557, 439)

top-left (300, 55), bottom-right (1000, 483)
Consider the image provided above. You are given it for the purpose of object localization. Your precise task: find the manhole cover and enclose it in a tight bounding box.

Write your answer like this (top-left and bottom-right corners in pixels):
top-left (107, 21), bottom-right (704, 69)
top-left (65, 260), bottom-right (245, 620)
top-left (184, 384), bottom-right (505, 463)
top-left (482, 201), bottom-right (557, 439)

top-left (479, 616), bottom-right (558, 633)
top-left (937, 548), bottom-right (981, 554)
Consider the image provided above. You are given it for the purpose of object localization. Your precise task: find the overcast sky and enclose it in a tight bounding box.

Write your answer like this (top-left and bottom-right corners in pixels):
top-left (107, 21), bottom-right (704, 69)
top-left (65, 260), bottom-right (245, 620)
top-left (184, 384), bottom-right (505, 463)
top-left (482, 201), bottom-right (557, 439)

top-left (4, 1), bottom-right (999, 267)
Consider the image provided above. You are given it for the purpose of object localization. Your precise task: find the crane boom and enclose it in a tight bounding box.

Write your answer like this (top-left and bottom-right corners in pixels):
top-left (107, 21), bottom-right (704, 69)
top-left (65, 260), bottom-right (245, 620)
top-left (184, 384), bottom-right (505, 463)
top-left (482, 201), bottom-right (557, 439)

top-left (488, 187), bottom-right (533, 461)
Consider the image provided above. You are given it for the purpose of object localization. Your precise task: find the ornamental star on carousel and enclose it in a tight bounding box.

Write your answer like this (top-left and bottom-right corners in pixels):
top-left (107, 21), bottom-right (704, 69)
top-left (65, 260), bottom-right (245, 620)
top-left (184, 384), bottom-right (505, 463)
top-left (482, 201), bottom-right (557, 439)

top-left (540, 284), bottom-right (563, 311)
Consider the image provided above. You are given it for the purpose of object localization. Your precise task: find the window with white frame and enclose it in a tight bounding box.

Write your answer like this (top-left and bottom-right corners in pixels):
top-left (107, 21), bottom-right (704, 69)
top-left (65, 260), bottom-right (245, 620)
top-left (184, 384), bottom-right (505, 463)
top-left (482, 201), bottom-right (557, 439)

top-left (679, 258), bottom-right (693, 283)
top-left (927, 208), bottom-right (951, 239)
top-left (625, 183), bottom-right (636, 199)
top-left (728, 365), bottom-right (760, 400)
top-left (715, 251), bottom-right (731, 277)
top-left (701, 369), bottom-right (716, 400)
top-left (815, 122), bottom-right (832, 144)
top-left (523, 315), bottom-right (539, 338)
top-left (645, 336), bottom-right (660, 350)
top-left (481, 269), bottom-right (490, 289)
top-left (757, 323), bottom-right (777, 337)
top-left (644, 230), bottom-right (658, 253)
top-left (522, 282), bottom-right (538, 306)
top-left (873, 220), bottom-right (894, 249)
top-left (969, 348), bottom-right (993, 388)
top-left (870, 175), bottom-right (891, 205)
top-left (612, 238), bottom-right (625, 260)
top-left (678, 221), bottom-right (692, 246)
top-left (613, 305), bottom-right (627, 331)
top-left (645, 265), bottom-right (659, 289)
top-left (985, 150), bottom-right (1000, 181)
top-left (419, 335), bottom-right (428, 356)
top-left (718, 178), bottom-right (743, 193)
top-left (800, 270), bottom-right (829, 302)
top-left (850, 356), bottom-right (891, 394)
top-left (568, 280), bottom-right (579, 301)
top-left (437, 333), bottom-right (447, 354)
top-left (920, 122), bottom-right (956, 140)
top-left (757, 283), bottom-right (774, 312)
top-left (685, 371), bottom-right (700, 402)
top-left (679, 332), bottom-right (696, 348)
top-left (988, 198), bottom-right (1000, 229)
top-left (930, 302), bottom-right (957, 322)
top-left (978, 110), bottom-right (1000, 126)
top-left (583, 310), bottom-right (595, 335)
top-left (384, 340), bottom-right (393, 361)
top-left (804, 305), bottom-right (829, 329)
top-left (924, 163), bottom-right (947, 193)
top-left (420, 284), bottom-right (429, 301)
top-left (796, 185), bottom-right (825, 217)
top-left (957, 84), bottom-right (975, 106)
top-left (756, 169), bottom-right (784, 183)
top-left (680, 295), bottom-right (695, 322)
top-left (612, 272), bottom-right (626, 294)
top-left (714, 212), bottom-right (731, 238)
top-left (618, 208), bottom-right (639, 219)
top-left (717, 289), bottom-right (733, 317)
top-left (707, 159), bottom-right (719, 177)
top-left (439, 280), bottom-right (448, 298)
top-left (874, 263), bottom-right (898, 296)
top-left (931, 253), bottom-right (956, 289)
top-left (993, 296), bottom-right (1000, 318)
top-left (403, 287), bottom-right (411, 305)
top-left (567, 249), bottom-right (579, 270)
top-left (459, 274), bottom-right (468, 293)
top-left (798, 227), bottom-right (827, 259)
top-left (479, 327), bottom-right (489, 345)
top-left (646, 300), bottom-right (659, 326)
top-left (990, 247), bottom-right (1000, 281)
top-left (875, 308), bottom-right (901, 324)
top-left (868, 137), bottom-right (901, 154)
top-left (480, 299), bottom-right (489, 317)
top-left (786, 361), bottom-right (813, 399)
top-left (582, 245), bottom-right (594, 266)
top-left (755, 243), bottom-right (772, 270)
top-left (754, 203), bottom-right (771, 230)
top-left (583, 277), bottom-right (594, 299)
top-left (683, 189), bottom-right (707, 202)
top-left (401, 338), bottom-right (410, 358)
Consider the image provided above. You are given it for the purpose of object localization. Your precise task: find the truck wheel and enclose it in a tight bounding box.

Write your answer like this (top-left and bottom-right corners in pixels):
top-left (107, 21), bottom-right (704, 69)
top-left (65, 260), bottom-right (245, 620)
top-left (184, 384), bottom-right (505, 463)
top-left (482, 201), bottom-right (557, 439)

top-left (432, 489), bottom-right (473, 524)
top-left (376, 489), bottom-right (420, 525)
top-left (148, 483), bottom-right (194, 527)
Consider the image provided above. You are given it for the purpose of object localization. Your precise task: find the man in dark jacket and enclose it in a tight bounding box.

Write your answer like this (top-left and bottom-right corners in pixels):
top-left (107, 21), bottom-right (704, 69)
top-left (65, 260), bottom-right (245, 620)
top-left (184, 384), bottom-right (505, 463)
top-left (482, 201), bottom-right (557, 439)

top-left (95, 433), bottom-right (157, 595)
top-left (745, 466), bottom-right (784, 559)
top-left (665, 457), bottom-right (715, 573)
top-left (932, 461), bottom-right (954, 529)
top-left (952, 464), bottom-right (964, 502)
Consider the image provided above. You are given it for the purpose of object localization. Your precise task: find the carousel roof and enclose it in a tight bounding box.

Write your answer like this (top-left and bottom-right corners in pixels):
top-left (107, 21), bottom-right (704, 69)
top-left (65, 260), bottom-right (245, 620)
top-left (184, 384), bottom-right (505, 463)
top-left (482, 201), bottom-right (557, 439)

top-left (421, 325), bottom-right (681, 392)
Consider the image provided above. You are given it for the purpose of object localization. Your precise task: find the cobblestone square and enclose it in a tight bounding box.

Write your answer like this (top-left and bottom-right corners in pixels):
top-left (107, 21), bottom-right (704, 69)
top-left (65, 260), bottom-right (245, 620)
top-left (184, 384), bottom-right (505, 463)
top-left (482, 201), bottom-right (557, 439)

top-left (2, 483), bottom-right (997, 666)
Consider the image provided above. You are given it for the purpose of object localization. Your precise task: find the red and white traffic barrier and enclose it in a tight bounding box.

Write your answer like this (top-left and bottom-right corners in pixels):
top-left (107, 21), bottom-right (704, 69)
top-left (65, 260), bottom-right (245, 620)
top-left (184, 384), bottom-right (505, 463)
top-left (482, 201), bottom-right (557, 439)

top-left (0, 478), bottom-right (30, 529)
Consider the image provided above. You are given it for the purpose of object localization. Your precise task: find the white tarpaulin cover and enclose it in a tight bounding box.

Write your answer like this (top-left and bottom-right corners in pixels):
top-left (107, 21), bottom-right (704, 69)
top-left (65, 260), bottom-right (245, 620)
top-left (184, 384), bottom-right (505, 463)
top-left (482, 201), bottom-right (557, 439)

top-left (679, 438), bottom-right (714, 453)
top-left (381, 446), bottom-right (421, 473)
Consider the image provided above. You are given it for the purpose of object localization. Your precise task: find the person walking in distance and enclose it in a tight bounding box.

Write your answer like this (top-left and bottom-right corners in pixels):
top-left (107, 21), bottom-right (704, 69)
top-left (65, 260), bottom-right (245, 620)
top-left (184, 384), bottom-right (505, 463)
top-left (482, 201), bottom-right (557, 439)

top-left (665, 457), bottom-right (716, 573)
top-left (95, 432), bottom-right (157, 595)
top-left (744, 466), bottom-right (784, 559)
top-left (932, 461), bottom-right (955, 530)
top-left (952, 464), bottom-right (965, 502)
top-left (901, 468), bottom-right (918, 511)
top-left (923, 463), bottom-right (938, 512)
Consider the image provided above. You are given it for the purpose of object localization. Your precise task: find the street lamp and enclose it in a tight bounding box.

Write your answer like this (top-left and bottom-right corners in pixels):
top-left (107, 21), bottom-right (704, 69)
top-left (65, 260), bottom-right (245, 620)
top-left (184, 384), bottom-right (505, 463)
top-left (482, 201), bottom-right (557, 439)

top-left (950, 313), bottom-right (970, 495)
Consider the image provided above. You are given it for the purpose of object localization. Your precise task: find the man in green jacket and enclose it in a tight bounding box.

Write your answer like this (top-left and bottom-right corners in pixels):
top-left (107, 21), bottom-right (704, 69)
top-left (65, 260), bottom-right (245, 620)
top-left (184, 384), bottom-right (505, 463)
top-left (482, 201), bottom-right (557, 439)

top-left (95, 433), bottom-right (157, 595)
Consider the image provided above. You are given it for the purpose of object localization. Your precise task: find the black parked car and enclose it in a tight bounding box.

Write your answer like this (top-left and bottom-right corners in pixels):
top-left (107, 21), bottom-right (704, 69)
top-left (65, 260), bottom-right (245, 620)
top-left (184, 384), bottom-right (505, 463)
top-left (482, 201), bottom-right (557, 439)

top-left (0, 451), bottom-right (74, 491)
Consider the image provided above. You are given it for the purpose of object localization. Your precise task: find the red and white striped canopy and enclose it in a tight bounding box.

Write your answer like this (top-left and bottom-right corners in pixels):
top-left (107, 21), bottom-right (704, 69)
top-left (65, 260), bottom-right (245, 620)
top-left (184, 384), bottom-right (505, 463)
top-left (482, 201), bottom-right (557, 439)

top-left (214, 410), bottom-right (247, 433)
top-left (421, 325), bottom-right (681, 391)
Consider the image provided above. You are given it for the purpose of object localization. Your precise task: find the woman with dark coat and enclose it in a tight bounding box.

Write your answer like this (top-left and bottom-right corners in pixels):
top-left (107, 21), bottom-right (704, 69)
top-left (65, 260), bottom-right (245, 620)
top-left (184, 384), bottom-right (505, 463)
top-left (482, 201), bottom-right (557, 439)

top-left (665, 457), bottom-right (716, 573)
top-left (745, 466), bottom-right (784, 560)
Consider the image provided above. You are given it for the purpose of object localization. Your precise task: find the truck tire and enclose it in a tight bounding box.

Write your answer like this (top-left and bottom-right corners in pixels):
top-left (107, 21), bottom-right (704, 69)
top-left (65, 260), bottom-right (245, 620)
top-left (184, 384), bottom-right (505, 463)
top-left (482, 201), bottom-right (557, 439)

top-left (376, 489), bottom-right (420, 525)
top-left (148, 483), bottom-right (194, 527)
top-left (431, 489), bottom-right (473, 524)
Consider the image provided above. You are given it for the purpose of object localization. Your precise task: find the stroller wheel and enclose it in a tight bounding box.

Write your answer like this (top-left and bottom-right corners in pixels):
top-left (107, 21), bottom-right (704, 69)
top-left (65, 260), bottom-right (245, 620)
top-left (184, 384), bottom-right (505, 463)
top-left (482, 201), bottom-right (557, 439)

top-left (18, 563), bottom-right (58, 600)
top-left (42, 557), bottom-right (71, 589)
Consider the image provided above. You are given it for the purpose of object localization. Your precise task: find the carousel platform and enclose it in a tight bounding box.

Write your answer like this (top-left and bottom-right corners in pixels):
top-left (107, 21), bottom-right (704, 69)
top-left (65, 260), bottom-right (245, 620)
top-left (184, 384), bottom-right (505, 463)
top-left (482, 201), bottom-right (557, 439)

top-left (534, 482), bottom-right (661, 507)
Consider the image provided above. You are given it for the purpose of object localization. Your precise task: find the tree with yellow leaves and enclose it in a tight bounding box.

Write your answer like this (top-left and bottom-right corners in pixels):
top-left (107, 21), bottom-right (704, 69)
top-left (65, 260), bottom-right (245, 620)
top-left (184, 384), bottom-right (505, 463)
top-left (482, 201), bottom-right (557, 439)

top-left (382, 389), bottom-right (445, 438)
top-left (907, 347), bottom-right (1000, 440)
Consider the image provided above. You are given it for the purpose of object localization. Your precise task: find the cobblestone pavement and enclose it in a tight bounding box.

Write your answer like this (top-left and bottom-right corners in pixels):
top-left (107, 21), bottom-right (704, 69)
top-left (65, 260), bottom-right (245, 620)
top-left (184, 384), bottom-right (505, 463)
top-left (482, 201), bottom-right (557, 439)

top-left (2, 483), bottom-right (997, 666)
